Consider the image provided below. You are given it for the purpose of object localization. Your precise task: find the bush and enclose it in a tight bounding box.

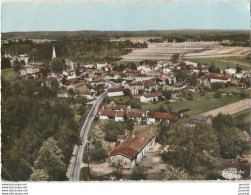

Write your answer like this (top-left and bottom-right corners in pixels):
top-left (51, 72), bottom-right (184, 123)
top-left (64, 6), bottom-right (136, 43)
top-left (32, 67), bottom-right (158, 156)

top-left (130, 167), bottom-right (147, 181)
top-left (90, 142), bottom-right (108, 162)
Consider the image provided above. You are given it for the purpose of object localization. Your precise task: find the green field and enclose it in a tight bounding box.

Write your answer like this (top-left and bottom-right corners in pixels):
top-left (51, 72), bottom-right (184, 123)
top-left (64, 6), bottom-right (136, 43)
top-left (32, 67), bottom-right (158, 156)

top-left (232, 108), bottom-right (250, 124)
top-left (1, 68), bottom-right (16, 81)
top-left (142, 92), bottom-right (245, 117)
top-left (185, 57), bottom-right (248, 71)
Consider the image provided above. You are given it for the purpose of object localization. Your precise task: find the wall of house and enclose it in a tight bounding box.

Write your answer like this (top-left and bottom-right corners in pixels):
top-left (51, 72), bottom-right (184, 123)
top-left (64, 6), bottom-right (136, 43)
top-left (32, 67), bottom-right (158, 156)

top-left (108, 91), bottom-right (124, 97)
top-left (115, 117), bottom-right (124, 122)
top-left (100, 116), bottom-right (109, 120)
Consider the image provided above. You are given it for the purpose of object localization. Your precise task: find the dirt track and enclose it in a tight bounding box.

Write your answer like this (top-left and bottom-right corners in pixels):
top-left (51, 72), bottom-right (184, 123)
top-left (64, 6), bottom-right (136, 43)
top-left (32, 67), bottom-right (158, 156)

top-left (200, 98), bottom-right (250, 117)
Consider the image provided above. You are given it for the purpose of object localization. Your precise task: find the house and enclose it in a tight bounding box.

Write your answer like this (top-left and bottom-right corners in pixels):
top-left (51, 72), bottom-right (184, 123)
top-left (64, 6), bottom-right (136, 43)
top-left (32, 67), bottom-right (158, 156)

top-left (171, 82), bottom-right (187, 91)
top-left (115, 110), bottom-right (126, 122)
top-left (137, 65), bottom-right (151, 73)
top-left (190, 115), bottom-right (212, 125)
top-left (140, 91), bottom-right (162, 103)
top-left (98, 109), bottom-right (115, 120)
top-left (192, 66), bottom-right (208, 73)
top-left (26, 66), bottom-right (40, 74)
top-left (210, 73), bottom-right (231, 83)
top-left (39, 77), bottom-right (57, 87)
top-left (126, 109), bottom-right (147, 124)
top-left (146, 111), bottom-right (178, 125)
top-left (198, 75), bottom-right (209, 84)
top-left (114, 104), bottom-right (130, 111)
top-left (163, 67), bottom-right (172, 74)
top-left (96, 62), bottom-right (107, 69)
top-left (188, 86), bottom-right (199, 92)
top-left (107, 87), bottom-right (124, 97)
top-left (225, 68), bottom-right (236, 74)
top-left (124, 81), bottom-right (144, 95)
top-left (237, 83), bottom-right (247, 88)
top-left (67, 81), bottom-right (85, 92)
top-left (78, 91), bottom-right (95, 99)
top-left (242, 71), bottom-right (251, 78)
top-left (234, 73), bottom-right (243, 79)
top-left (19, 67), bottom-right (27, 76)
top-left (110, 132), bottom-right (155, 169)
top-left (17, 54), bottom-right (29, 65)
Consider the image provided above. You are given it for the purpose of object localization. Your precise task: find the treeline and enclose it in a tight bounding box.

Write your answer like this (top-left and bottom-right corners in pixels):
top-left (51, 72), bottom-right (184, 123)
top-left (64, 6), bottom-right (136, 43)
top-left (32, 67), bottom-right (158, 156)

top-left (1, 79), bottom-right (87, 181)
top-left (148, 31), bottom-right (249, 46)
top-left (1, 38), bottom-right (147, 64)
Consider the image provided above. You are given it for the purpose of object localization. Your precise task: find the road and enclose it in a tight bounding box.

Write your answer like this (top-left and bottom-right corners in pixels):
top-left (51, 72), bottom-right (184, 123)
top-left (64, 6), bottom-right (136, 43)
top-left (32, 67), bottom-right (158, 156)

top-left (67, 80), bottom-right (119, 181)
top-left (199, 98), bottom-right (250, 117)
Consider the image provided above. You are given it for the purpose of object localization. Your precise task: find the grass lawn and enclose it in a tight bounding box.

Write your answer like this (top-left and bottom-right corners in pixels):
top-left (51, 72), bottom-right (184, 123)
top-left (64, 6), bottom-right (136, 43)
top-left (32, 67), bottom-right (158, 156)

top-left (184, 57), bottom-right (248, 71)
top-left (2, 68), bottom-right (17, 81)
top-left (232, 108), bottom-right (250, 124)
top-left (142, 92), bottom-right (245, 117)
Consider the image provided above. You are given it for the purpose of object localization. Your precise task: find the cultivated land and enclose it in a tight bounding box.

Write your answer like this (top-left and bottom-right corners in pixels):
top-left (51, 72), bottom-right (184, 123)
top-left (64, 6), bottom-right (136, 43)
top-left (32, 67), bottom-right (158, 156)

top-left (121, 42), bottom-right (218, 61)
top-left (184, 57), bottom-right (249, 70)
top-left (121, 42), bottom-right (250, 62)
top-left (200, 98), bottom-right (250, 117)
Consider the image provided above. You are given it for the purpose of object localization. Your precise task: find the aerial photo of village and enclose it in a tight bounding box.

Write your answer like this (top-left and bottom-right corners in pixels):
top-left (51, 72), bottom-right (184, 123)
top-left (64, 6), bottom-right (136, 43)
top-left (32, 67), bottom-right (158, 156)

top-left (1, 2), bottom-right (250, 182)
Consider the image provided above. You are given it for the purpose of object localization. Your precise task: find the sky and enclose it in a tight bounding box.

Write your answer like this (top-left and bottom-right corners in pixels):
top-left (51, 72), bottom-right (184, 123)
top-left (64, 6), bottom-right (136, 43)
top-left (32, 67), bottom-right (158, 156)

top-left (1, 1), bottom-right (250, 32)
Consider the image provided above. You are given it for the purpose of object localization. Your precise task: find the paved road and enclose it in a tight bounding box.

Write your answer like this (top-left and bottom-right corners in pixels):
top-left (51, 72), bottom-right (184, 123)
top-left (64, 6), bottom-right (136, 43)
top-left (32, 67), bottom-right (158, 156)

top-left (200, 98), bottom-right (250, 117)
top-left (67, 80), bottom-right (119, 181)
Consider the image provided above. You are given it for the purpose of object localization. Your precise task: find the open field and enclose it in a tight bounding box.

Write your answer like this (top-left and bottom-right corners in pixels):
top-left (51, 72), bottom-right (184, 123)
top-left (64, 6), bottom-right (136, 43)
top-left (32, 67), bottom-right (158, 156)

top-left (232, 108), bottom-right (250, 124)
top-left (121, 42), bottom-right (249, 62)
top-left (184, 57), bottom-right (249, 70)
top-left (199, 98), bottom-right (250, 117)
top-left (1, 68), bottom-right (17, 81)
top-left (184, 46), bottom-right (250, 58)
top-left (142, 92), bottom-right (245, 117)
top-left (121, 42), bottom-right (218, 61)
top-left (110, 37), bottom-right (161, 43)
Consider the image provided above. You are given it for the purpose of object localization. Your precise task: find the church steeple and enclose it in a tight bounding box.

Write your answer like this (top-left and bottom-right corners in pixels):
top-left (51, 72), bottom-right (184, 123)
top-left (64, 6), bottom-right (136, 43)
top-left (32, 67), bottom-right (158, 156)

top-left (52, 46), bottom-right (56, 59)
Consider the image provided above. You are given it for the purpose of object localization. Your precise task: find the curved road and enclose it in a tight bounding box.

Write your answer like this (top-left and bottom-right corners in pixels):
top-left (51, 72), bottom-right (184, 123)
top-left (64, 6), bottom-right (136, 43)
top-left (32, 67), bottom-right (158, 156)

top-left (67, 80), bottom-right (119, 181)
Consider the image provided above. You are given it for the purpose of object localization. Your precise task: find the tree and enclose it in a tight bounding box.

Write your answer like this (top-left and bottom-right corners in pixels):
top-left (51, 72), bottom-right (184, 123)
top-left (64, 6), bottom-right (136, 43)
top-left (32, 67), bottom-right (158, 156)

top-left (186, 91), bottom-right (194, 100)
top-left (51, 58), bottom-right (64, 72)
top-left (212, 113), bottom-right (248, 159)
top-left (162, 90), bottom-right (171, 100)
top-left (1, 57), bottom-right (11, 69)
top-left (30, 48), bottom-right (39, 61)
top-left (13, 59), bottom-right (21, 72)
top-left (90, 142), bottom-right (108, 162)
top-left (171, 53), bottom-right (179, 63)
top-left (110, 159), bottom-right (124, 180)
top-left (123, 88), bottom-right (131, 97)
top-left (187, 73), bottom-right (198, 86)
top-left (175, 70), bottom-right (186, 81)
top-left (130, 167), bottom-right (147, 180)
top-left (67, 88), bottom-right (75, 98)
top-left (29, 169), bottom-right (49, 181)
top-left (34, 137), bottom-right (66, 181)
top-left (103, 121), bottom-right (126, 142)
top-left (208, 63), bottom-right (220, 73)
top-left (161, 120), bottom-right (219, 174)
top-left (236, 64), bottom-right (242, 73)
top-left (95, 84), bottom-right (105, 95)
top-left (128, 62), bottom-right (137, 70)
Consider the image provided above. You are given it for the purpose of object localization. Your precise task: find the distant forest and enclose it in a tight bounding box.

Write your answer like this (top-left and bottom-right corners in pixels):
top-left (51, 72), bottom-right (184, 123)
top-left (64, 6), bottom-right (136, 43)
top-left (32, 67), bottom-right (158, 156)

top-left (2, 30), bottom-right (249, 42)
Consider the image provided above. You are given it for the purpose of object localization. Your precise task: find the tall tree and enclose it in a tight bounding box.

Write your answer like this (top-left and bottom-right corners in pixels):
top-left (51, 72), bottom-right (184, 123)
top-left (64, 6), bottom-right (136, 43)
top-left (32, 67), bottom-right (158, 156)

top-left (34, 137), bottom-right (66, 181)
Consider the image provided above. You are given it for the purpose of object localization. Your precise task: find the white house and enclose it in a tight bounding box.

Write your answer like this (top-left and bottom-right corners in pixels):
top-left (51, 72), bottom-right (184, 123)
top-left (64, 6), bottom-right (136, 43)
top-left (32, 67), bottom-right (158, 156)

top-left (17, 54), bottom-right (29, 65)
top-left (210, 73), bottom-right (231, 83)
top-left (96, 62), bottom-right (107, 69)
top-left (225, 68), bottom-right (237, 74)
top-left (140, 91), bottom-right (162, 103)
top-left (107, 87), bottom-right (124, 97)
top-left (110, 132), bottom-right (155, 169)
top-left (137, 65), bottom-right (151, 73)
top-left (146, 111), bottom-right (178, 125)
top-left (163, 67), bottom-right (172, 74)
top-left (115, 111), bottom-right (126, 122)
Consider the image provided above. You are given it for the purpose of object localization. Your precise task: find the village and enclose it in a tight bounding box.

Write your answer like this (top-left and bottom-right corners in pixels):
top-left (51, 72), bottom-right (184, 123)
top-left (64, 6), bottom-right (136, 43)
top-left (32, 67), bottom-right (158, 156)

top-left (2, 43), bottom-right (250, 181)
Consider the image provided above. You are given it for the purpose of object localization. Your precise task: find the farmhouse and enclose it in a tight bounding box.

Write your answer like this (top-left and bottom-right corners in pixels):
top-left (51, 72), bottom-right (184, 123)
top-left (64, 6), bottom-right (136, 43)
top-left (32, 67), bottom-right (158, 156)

top-left (210, 73), bottom-right (231, 83)
top-left (110, 132), bottom-right (155, 169)
top-left (140, 91), bottom-right (162, 103)
top-left (236, 83), bottom-right (247, 88)
top-left (146, 111), bottom-right (178, 125)
top-left (107, 87), bottom-right (124, 97)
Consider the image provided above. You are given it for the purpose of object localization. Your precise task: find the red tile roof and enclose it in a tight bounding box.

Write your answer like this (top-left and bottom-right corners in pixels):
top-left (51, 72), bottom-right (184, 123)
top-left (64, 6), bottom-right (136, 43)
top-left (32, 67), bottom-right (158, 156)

top-left (98, 109), bottom-right (115, 117)
top-left (143, 91), bottom-right (162, 98)
top-left (147, 111), bottom-right (178, 121)
top-left (107, 86), bottom-right (124, 93)
top-left (110, 132), bottom-right (155, 159)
